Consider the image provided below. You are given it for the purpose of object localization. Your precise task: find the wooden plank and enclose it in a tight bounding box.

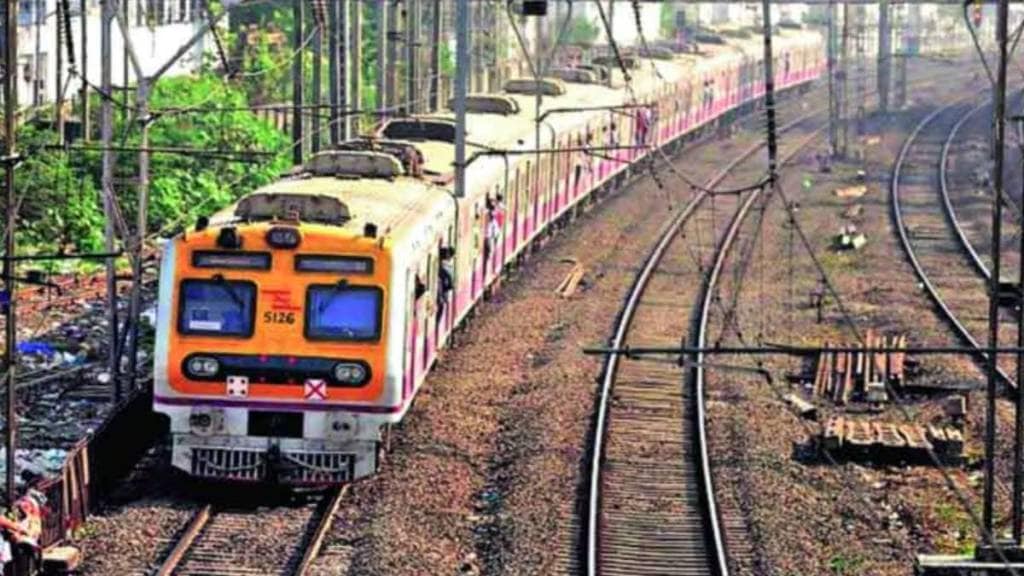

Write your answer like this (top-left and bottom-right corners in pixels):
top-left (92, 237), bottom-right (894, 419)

top-left (842, 353), bottom-right (855, 404)
top-left (926, 425), bottom-right (947, 443)
top-left (846, 419), bottom-right (874, 447)
top-left (863, 331), bottom-right (873, 384)
top-left (892, 334), bottom-right (907, 382)
top-left (899, 424), bottom-right (931, 450)
top-left (784, 393), bottom-right (818, 420)
top-left (832, 351), bottom-right (845, 404)
top-left (813, 345), bottom-right (828, 397)
top-left (823, 416), bottom-right (844, 451)
top-left (874, 422), bottom-right (906, 448)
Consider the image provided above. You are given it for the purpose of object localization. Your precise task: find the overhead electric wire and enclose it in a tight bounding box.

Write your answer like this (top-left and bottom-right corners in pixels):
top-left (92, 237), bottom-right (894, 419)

top-left (619, 4), bottom-right (1023, 571)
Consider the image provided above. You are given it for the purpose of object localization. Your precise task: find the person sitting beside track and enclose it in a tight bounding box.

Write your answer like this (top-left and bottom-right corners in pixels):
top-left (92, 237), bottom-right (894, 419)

top-left (0, 490), bottom-right (44, 575)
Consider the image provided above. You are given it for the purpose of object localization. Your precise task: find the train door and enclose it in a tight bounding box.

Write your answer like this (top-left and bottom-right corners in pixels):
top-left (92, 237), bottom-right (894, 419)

top-left (435, 233), bottom-right (454, 348)
top-left (422, 252), bottom-right (433, 370)
top-left (472, 201), bottom-right (482, 301)
top-left (509, 165), bottom-right (520, 258)
top-left (522, 160), bottom-right (532, 242)
top-left (404, 268), bottom-right (415, 397)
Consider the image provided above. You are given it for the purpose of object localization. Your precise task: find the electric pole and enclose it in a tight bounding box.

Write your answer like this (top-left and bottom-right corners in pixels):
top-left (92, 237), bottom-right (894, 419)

top-left (351, 1), bottom-right (361, 133)
top-left (292, 0), bottom-right (304, 165)
top-left (100, 0), bottom-right (119, 402)
top-left (454, 0), bottom-right (468, 199)
top-left (407, 0), bottom-right (419, 113)
top-left (429, 0), bottom-right (442, 111)
top-left (3, 0), bottom-right (18, 507)
top-left (983, 0), bottom-right (1010, 541)
top-left (377, 0), bottom-right (387, 116)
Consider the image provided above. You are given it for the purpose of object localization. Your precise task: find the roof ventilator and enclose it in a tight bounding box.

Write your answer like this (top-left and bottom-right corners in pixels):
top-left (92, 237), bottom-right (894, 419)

top-left (378, 117), bottom-right (457, 143)
top-left (446, 94), bottom-right (520, 115)
top-left (503, 77), bottom-right (567, 97)
top-left (334, 138), bottom-right (426, 178)
top-left (235, 192), bottom-right (350, 225)
top-left (549, 68), bottom-right (599, 84)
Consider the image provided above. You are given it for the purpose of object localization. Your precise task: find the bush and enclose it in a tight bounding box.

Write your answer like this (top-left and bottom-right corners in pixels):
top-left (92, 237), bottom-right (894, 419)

top-left (10, 73), bottom-right (289, 260)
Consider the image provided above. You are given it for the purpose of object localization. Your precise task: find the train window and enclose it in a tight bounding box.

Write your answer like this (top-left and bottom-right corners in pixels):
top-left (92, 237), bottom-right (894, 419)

top-left (305, 284), bottom-right (383, 342)
top-left (178, 279), bottom-right (257, 337)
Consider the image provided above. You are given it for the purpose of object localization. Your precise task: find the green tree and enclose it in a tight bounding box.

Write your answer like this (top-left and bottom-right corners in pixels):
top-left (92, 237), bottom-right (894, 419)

top-left (11, 73), bottom-right (288, 259)
top-left (565, 16), bottom-right (599, 48)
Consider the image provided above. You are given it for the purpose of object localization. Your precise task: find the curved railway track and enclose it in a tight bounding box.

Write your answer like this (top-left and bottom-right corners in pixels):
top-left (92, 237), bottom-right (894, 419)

top-left (584, 103), bottom-right (827, 575)
top-left (892, 98), bottom-right (1020, 390)
top-left (154, 486), bottom-right (346, 576)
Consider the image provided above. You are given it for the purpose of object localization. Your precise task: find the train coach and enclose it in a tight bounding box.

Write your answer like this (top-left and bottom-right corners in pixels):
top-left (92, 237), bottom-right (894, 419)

top-left (152, 27), bottom-right (825, 484)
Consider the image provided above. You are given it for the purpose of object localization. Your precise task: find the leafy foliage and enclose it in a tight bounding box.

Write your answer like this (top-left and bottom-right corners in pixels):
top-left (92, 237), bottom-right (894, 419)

top-left (14, 123), bottom-right (105, 254)
top-left (12, 74), bottom-right (288, 260)
top-left (565, 16), bottom-right (600, 48)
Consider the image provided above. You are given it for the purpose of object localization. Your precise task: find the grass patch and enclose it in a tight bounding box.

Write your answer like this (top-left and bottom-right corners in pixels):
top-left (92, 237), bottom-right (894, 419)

top-left (829, 553), bottom-right (865, 575)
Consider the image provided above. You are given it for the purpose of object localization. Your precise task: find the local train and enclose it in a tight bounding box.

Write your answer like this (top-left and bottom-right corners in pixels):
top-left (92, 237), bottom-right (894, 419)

top-left (153, 27), bottom-right (825, 484)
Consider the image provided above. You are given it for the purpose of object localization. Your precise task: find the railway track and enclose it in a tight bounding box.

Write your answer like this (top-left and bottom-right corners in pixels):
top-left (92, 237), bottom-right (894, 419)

top-left (154, 486), bottom-right (346, 576)
top-left (892, 98), bottom-right (1020, 391)
top-left (584, 99), bottom-right (828, 574)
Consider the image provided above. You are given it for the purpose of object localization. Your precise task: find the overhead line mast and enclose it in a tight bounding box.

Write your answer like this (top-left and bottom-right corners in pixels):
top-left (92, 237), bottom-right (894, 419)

top-left (3, 0), bottom-right (17, 507)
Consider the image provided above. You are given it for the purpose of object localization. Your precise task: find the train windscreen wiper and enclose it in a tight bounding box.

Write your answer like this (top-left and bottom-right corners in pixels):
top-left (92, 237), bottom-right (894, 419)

top-left (211, 273), bottom-right (245, 310)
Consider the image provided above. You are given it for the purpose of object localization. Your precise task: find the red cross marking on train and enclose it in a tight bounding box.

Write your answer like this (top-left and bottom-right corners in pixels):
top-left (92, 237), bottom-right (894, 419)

top-left (304, 379), bottom-right (327, 401)
top-left (261, 289), bottom-right (301, 312)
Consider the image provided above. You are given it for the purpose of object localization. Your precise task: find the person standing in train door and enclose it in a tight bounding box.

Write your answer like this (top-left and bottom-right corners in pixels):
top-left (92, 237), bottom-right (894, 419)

top-left (437, 246), bottom-right (454, 322)
top-left (487, 196), bottom-right (504, 285)
top-left (630, 105), bottom-right (647, 146)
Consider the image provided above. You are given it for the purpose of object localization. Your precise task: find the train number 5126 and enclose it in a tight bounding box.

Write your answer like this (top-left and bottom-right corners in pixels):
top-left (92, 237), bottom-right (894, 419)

top-left (263, 311), bottom-right (296, 324)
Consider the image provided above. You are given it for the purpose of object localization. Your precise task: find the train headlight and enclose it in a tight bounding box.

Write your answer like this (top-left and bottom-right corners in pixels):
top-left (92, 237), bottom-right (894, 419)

top-left (186, 356), bottom-right (220, 378)
top-left (332, 362), bottom-right (368, 385)
top-left (188, 408), bottom-right (224, 435)
top-left (189, 413), bottom-right (212, 429)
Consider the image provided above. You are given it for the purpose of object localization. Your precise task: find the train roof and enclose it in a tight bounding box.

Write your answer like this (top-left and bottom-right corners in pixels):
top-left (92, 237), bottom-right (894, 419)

top-left (210, 173), bottom-right (454, 248)
top-left (203, 27), bottom-right (821, 251)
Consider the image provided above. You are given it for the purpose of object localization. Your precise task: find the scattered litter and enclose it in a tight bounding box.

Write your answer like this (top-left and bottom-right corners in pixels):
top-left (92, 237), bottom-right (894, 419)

top-left (842, 205), bottom-right (864, 219)
top-left (141, 305), bottom-right (158, 327)
top-left (834, 224), bottom-right (867, 250)
top-left (0, 448), bottom-right (68, 486)
top-left (555, 260), bottom-right (585, 299)
top-left (42, 545), bottom-right (82, 573)
top-left (783, 393), bottom-right (817, 420)
top-left (834, 184), bottom-right (867, 198)
top-left (17, 342), bottom-right (55, 358)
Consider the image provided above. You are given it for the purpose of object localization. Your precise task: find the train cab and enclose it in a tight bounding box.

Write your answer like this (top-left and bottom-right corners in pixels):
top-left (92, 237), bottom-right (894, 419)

top-left (153, 149), bottom-right (454, 484)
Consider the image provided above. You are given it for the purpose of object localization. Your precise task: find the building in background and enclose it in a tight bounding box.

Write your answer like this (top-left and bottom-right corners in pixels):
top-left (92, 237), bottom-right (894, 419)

top-left (13, 0), bottom-right (216, 107)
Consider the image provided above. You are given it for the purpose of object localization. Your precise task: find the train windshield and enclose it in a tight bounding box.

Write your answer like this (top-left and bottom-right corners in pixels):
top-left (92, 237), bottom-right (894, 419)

top-left (178, 279), bottom-right (256, 337)
top-left (306, 285), bottom-right (383, 341)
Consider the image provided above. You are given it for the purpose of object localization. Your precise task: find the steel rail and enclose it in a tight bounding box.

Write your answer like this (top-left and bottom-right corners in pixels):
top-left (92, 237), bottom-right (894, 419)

top-left (940, 102), bottom-right (994, 277)
top-left (153, 486), bottom-right (345, 576)
top-left (294, 485), bottom-right (347, 576)
top-left (155, 504), bottom-right (212, 576)
top-left (892, 100), bottom-right (1018, 391)
top-left (939, 95), bottom-right (1024, 279)
top-left (585, 105), bottom-right (826, 575)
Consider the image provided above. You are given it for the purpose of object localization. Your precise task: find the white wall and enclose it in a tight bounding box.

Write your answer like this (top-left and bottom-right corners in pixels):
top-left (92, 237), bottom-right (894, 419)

top-left (14, 0), bottom-right (214, 107)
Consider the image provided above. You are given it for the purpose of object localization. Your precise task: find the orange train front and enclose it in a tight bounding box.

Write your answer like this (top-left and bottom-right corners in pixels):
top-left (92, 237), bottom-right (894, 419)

top-left (153, 28), bottom-right (826, 484)
top-left (153, 151), bottom-right (456, 483)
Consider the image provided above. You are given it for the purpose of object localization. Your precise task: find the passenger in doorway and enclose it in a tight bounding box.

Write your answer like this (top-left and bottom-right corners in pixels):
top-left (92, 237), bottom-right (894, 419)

top-left (437, 247), bottom-right (454, 321)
